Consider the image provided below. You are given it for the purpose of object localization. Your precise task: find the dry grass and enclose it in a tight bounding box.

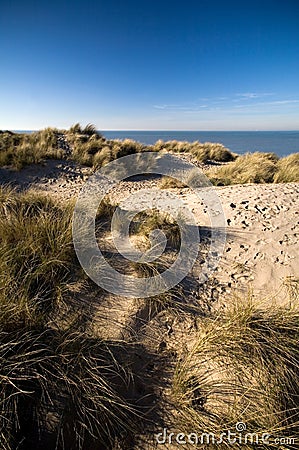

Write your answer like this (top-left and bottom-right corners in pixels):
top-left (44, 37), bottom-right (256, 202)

top-left (274, 153), bottom-right (299, 183)
top-left (208, 151), bottom-right (299, 185)
top-left (93, 145), bottom-right (113, 169)
top-left (111, 138), bottom-right (145, 159)
top-left (152, 139), bottom-right (193, 153)
top-left (208, 152), bottom-right (279, 185)
top-left (0, 128), bottom-right (64, 169)
top-left (172, 299), bottom-right (299, 448)
top-left (0, 187), bottom-right (76, 329)
top-left (159, 169), bottom-right (211, 190)
top-left (0, 329), bottom-right (136, 450)
top-left (0, 187), bottom-right (137, 449)
top-left (152, 139), bottom-right (236, 163)
top-left (283, 276), bottom-right (299, 303)
top-left (131, 210), bottom-right (182, 251)
top-left (190, 142), bottom-right (237, 163)
top-left (68, 130), bottom-right (106, 166)
top-left (159, 176), bottom-right (186, 189)
top-left (68, 130), bottom-right (146, 168)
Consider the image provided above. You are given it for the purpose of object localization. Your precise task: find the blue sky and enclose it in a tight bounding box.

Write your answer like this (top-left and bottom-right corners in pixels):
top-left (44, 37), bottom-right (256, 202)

top-left (1, 0), bottom-right (299, 130)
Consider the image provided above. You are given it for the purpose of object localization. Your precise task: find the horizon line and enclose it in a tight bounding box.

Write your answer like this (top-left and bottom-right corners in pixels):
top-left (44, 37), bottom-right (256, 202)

top-left (11, 128), bottom-right (299, 133)
top-left (101, 129), bottom-right (299, 132)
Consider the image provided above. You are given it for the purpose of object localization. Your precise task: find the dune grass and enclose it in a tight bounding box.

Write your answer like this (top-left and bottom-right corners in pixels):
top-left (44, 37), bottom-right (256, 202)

top-left (66, 123), bottom-right (148, 168)
top-left (1, 125), bottom-right (298, 184)
top-left (190, 142), bottom-right (237, 163)
top-left (131, 210), bottom-right (182, 251)
top-left (0, 328), bottom-right (136, 450)
top-left (0, 187), bottom-right (137, 449)
top-left (152, 139), bottom-right (236, 163)
top-left (208, 151), bottom-right (299, 185)
top-left (172, 299), bottom-right (299, 448)
top-left (208, 152), bottom-right (279, 185)
top-left (0, 186), bottom-right (117, 329)
top-left (159, 176), bottom-right (186, 189)
top-left (159, 169), bottom-right (211, 190)
top-left (93, 145), bottom-right (113, 169)
top-left (0, 125), bottom-right (236, 172)
top-left (0, 187), bottom-right (76, 328)
top-left (0, 128), bottom-right (64, 170)
top-left (273, 153), bottom-right (299, 183)
top-left (69, 122), bottom-right (99, 136)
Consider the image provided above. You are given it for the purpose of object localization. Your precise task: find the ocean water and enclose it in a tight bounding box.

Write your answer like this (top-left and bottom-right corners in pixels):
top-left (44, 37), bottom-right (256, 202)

top-left (102, 131), bottom-right (299, 157)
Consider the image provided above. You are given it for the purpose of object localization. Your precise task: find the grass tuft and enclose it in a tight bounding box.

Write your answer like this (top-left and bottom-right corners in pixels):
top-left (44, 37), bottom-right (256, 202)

top-left (0, 128), bottom-right (63, 169)
top-left (208, 152), bottom-right (279, 185)
top-left (0, 187), bottom-right (137, 449)
top-left (159, 176), bottom-right (186, 189)
top-left (131, 210), bottom-right (182, 251)
top-left (0, 328), bottom-right (136, 449)
top-left (0, 187), bottom-right (75, 329)
top-left (172, 299), bottom-right (299, 447)
top-left (274, 153), bottom-right (299, 183)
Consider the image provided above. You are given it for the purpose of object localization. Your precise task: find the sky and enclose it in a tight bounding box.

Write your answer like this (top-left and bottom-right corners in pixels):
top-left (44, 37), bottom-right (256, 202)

top-left (1, 0), bottom-right (299, 130)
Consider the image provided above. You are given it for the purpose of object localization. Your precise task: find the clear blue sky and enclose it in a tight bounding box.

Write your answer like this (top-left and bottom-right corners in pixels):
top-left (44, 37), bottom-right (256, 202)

top-left (1, 0), bottom-right (299, 130)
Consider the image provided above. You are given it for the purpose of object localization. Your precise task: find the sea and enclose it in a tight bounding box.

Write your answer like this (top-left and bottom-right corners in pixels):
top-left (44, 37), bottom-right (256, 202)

top-left (102, 131), bottom-right (299, 158)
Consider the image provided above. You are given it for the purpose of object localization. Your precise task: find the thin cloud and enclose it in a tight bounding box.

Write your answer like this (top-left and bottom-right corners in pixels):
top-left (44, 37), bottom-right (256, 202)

top-left (234, 99), bottom-right (299, 109)
top-left (153, 104), bottom-right (208, 111)
top-left (236, 92), bottom-right (275, 99)
top-left (153, 104), bottom-right (188, 110)
top-left (153, 105), bottom-right (168, 110)
top-left (268, 99), bottom-right (299, 105)
top-left (153, 95), bottom-right (299, 115)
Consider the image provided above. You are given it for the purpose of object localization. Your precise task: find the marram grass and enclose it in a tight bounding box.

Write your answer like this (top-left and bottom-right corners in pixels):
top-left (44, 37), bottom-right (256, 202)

top-left (208, 151), bottom-right (299, 185)
top-left (172, 299), bottom-right (299, 449)
top-left (0, 187), bottom-right (137, 449)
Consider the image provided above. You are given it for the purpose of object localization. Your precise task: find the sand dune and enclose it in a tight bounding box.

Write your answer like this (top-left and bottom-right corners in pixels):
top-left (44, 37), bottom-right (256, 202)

top-left (1, 159), bottom-right (297, 305)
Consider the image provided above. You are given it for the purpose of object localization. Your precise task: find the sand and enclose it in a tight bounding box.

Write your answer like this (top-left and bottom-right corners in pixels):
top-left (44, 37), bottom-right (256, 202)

top-left (1, 159), bottom-right (298, 307)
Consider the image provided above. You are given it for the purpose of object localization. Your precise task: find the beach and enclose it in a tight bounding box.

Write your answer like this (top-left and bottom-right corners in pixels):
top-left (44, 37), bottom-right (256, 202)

top-left (1, 157), bottom-right (297, 305)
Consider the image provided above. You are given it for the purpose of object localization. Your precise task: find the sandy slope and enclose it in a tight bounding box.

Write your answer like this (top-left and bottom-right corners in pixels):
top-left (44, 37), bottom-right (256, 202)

top-left (1, 160), bottom-right (298, 305)
top-left (182, 182), bottom-right (298, 303)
